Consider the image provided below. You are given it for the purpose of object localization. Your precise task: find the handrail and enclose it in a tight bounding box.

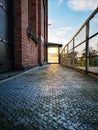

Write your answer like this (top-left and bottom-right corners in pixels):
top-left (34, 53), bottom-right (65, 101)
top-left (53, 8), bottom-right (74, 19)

top-left (60, 7), bottom-right (98, 75)
top-left (61, 7), bottom-right (98, 49)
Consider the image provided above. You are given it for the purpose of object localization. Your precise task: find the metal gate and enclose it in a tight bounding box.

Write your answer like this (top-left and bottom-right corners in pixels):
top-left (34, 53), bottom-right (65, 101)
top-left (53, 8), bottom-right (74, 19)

top-left (0, 0), bottom-right (13, 73)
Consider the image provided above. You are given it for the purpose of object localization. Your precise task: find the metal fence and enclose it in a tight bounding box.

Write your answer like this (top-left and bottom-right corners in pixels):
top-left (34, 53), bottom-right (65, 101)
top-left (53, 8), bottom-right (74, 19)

top-left (60, 7), bottom-right (98, 75)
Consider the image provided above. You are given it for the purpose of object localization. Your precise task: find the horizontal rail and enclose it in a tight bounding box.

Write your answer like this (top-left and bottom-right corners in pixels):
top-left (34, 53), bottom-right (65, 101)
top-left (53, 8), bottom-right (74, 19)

top-left (60, 8), bottom-right (98, 75)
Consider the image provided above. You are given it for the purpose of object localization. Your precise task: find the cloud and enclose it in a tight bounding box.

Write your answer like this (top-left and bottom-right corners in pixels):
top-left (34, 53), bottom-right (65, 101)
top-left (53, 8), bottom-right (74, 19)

top-left (48, 19), bottom-right (56, 25)
top-left (56, 27), bottom-right (73, 35)
top-left (92, 16), bottom-right (98, 23)
top-left (58, 0), bottom-right (64, 4)
top-left (67, 0), bottom-right (98, 11)
top-left (48, 26), bottom-right (73, 45)
top-left (48, 33), bottom-right (69, 45)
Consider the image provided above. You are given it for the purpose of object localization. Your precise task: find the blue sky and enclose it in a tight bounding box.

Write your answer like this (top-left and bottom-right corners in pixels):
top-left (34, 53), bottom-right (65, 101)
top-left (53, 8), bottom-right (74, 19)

top-left (48, 0), bottom-right (98, 46)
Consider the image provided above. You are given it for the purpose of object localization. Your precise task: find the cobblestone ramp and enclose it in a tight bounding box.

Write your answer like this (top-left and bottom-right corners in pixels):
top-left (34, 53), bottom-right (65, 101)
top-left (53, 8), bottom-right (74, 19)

top-left (0, 64), bottom-right (98, 130)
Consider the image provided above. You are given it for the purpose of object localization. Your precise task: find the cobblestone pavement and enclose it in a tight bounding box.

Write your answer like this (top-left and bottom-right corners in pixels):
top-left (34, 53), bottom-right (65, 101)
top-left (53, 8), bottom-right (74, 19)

top-left (0, 64), bottom-right (98, 130)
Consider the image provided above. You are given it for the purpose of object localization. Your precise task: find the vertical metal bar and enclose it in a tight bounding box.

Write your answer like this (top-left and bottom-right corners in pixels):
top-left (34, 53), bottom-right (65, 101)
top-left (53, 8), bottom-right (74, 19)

top-left (62, 51), bottom-right (63, 64)
top-left (58, 46), bottom-right (60, 64)
top-left (67, 44), bottom-right (68, 54)
top-left (73, 38), bottom-right (75, 67)
top-left (46, 45), bottom-right (48, 63)
top-left (63, 48), bottom-right (65, 65)
top-left (63, 47), bottom-right (65, 64)
top-left (85, 22), bottom-right (89, 74)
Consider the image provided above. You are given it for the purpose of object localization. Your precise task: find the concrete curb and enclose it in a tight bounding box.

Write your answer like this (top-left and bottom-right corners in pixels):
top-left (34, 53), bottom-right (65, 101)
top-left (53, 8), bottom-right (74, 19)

top-left (0, 64), bottom-right (49, 83)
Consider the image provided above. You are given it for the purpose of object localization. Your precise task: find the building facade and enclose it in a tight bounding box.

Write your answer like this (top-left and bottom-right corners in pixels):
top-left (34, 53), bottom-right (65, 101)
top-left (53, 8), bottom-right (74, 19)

top-left (0, 0), bottom-right (48, 72)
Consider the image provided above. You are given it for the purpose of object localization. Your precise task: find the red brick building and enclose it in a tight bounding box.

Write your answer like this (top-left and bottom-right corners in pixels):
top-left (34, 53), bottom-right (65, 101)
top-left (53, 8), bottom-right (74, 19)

top-left (0, 0), bottom-right (48, 72)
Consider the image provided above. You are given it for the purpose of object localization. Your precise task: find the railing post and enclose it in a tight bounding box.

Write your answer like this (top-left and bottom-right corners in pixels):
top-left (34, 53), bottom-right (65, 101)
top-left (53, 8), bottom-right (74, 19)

top-left (73, 38), bottom-right (75, 67)
top-left (85, 22), bottom-right (89, 74)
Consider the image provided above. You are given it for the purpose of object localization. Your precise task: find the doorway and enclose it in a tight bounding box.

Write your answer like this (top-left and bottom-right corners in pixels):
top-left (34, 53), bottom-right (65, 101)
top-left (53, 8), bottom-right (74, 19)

top-left (47, 42), bottom-right (62, 64)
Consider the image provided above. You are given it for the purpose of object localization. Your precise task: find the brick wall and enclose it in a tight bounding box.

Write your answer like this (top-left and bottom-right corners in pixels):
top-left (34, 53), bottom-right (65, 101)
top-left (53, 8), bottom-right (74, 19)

top-left (38, 0), bottom-right (48, 65)
top-left (21, 0), bottom-right (38, 69)
top-left (28, 0), bottom-right (38, 37)
top-left (44, 0), bottom-right (48, 62)
top-left (14, 0), bottom-right (22, 69)
top-left (14, 0), bottom-right (48, 70)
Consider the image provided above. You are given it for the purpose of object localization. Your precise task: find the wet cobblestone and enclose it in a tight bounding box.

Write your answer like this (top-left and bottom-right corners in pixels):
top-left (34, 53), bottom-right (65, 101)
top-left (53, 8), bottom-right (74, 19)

top-left (0, 64), bottom-right (98, 130)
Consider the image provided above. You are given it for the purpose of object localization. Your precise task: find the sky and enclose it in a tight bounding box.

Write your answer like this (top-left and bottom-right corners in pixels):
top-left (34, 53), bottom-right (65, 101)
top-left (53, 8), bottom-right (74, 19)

top-left (48, 0), bottom-right (98, 46)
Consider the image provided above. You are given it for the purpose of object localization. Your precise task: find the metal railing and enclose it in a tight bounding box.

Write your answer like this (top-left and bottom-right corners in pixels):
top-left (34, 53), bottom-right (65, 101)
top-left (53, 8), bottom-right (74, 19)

top-left (60, 7), bottom-right (98, 75)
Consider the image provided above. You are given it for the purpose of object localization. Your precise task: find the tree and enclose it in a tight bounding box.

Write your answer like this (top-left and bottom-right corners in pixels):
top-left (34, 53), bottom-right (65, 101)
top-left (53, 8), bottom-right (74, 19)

top-left (89, 47), bottom-right (97, 66)
top-left (89, 47), bottom-right (97, 56)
